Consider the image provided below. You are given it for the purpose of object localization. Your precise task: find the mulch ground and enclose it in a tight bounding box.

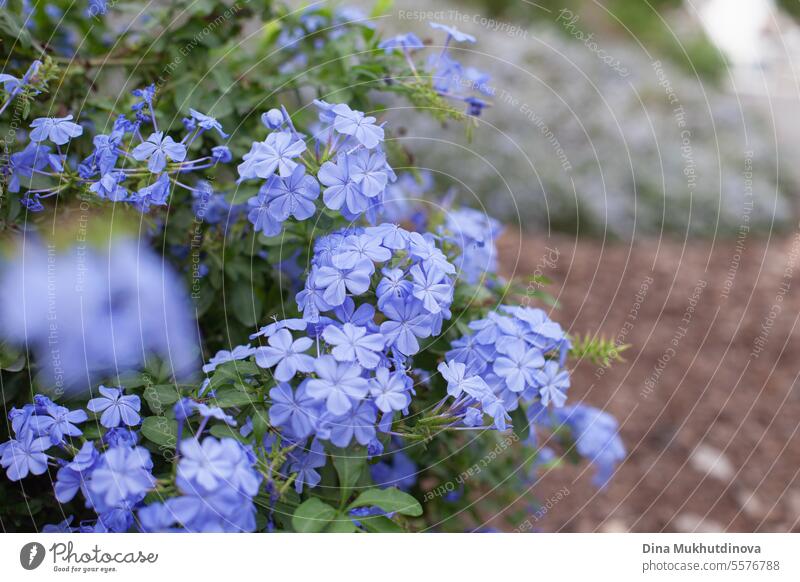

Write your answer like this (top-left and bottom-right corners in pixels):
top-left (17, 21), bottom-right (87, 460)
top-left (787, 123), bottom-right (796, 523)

top-left (496, 230), bottom-right (800, 532)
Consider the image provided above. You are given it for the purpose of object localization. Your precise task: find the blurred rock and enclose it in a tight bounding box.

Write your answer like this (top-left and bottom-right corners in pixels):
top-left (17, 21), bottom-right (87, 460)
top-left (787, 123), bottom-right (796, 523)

top-left (673, 513), bottom-right (725, 532)
top-left (689, 444), bottom-right (736, 482)
top-left (380, 0), bottom-right (794, 237)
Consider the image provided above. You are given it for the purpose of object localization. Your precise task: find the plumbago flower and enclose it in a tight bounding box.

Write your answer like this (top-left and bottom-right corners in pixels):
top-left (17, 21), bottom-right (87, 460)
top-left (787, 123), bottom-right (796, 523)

top-left (378, 21), bottom-right (494, 117)
top-left (0, 83), bottom-right (625, 531)
top-left (4, 83), bottom-right (233, 213)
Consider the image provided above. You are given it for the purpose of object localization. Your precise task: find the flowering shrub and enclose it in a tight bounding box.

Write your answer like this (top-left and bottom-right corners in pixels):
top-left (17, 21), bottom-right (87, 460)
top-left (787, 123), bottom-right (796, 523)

top-left (0, 1), bottom-right (624, 532)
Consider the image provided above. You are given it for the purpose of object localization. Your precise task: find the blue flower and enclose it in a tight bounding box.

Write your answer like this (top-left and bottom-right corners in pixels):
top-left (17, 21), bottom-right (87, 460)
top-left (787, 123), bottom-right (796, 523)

top-left (261, 108), bottom-right (285, 129)
top-left (0, 429), bottom-right (50, 481)
top-left (364, 223), bottom-right (409, 250)
top-left (379, 299), bottom-right (432, 356)
top-left (446, 333), bottom-right (494, 375)
top-left (163, 485), bottom-right (258, 532)
top-left (463, 407), bottom-right (484, 427)
top-left (87, 386), bottom-right (141, 428)
top-left (103, 428), bottom-right (140, 448)
top-left (85, 445), bottom-right (154, 512)
top-left (211, 145), bottom-right (232, 163)
top-left (263, 164), bottom-right (319, 221)
top-left (90, 171), bottom-right (128, 201)
top-left (553, 404), bottom-right (625, 487)
top-left (332, 233), bottom-right (391, 269)
top-left (318, 153), bottom-right (367, 214)
top-left (194, 403), bottom-right (237, 426)
top-left (42, 517), bottom-right (76, 533)
top-left (407, 232), bottom-right (456, 275)
top-left (132, 131), bottom-right (187, 172)
top-left (493, 342), bottom-right (544, 393)
top-left (480, 393), bottom-right (510, 431)
top-left (70, 440), bottom-right (100, 471)
top-left (305, 355), bottom-right (368, 415)
top-left (369, 367), bottom-right (411, 413)
top-left (322, 322), bottom-right (385, 369)
top-left (133, 172), bottom-right (171, 209)
top-left (0, 72), bottom-right (21, 93)
top-left (89, 132), bottom-right (122, 176)
top-left (444, 208), bottom-right (501, 284)
top-left (332, 298), bottom-right (376, 330)
top-left (269, 382), bottom-right (320, 438)
top-left (254, 328), bottom-right (315, 381)
top-left (326, 402), bottom-right (376, 447)
top-left (247, 189), bottom-right (282, 236)
top-left (137, 503), bottom-right (180, 533)
top-left (131, 84), bottom-right (156, 111)
top-left (350, 149), bottom-right (390, 197)
top-left (188, 108), bottom-right (228, 138)
top-left (532, 361), bottom-right (570, 407)
top-left (250, 317), bottom-right (307, 340)
top-left (410, 264), bottom-right (452, 314)
top-left (376, 267), bottom-right (412, 310)
top-left (54, 465), bottom-right (83, 503)
top-left (296, 274), bottom-right (334, 322)
top-left (237, 131), bottom-right (306, 181)
top-left (176, 437), bottom-right (261, 502)
top-left (378, 32), bottom-right (424, 54)
top-left (313, 260), bottom-right (372, 306)
top-left (203, 343), bottom-right (256, 373)
top-left (28, 404), bottom-right (87, 445)
top-left (438, 360), bottom-right (490, 399)
top-left (465, 96), bottom-right (488, 117)
top-left (87, 0), bottom-right (108, 17)
top-left (430, 22), bottom-right (476, 43)
top-left (370, 450), bottom-right (417, 490)
top-left (287, 439), bottom-right (326, 493)
top-left (29, 115), bottom-right (83, 145)
top-left (177, 437), bottom-right (241, 492)
top-left (331, 104), bottom-right (384, 149)
top-left (7, 142), bottom-right (54, 192)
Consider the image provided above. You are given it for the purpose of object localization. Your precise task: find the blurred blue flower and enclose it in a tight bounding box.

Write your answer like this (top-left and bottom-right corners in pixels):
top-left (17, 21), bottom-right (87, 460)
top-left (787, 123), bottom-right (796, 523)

top-left (87, 386), bottom-right (141, 428)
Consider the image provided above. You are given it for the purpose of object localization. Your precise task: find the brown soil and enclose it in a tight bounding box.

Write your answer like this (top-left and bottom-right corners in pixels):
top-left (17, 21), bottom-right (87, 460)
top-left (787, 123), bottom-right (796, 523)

top-left (497, 231), bottom-right (800, 532)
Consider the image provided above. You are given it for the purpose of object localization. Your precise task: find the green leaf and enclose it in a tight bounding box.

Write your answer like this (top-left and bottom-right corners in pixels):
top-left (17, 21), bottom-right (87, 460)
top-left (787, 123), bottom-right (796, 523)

top-left (0, 342), bottom-right (25, 372)
top-left (211, 386), bottom-right (257, 408)
top-left (292, 498), bottom-right (337, 533)
top-left (359, 515), bottom-right (404, 533)
top-left (326, 514), bottom-right (357, 533)
top-left (229, 284), bottom-right (263, 327)
top-left (209, 360), bottom-right (260, 390)
top-left (370, 0), bottom-right (394, 17)
top-left (511, 406), bottom-right (530, 442)
top-left (140, 416), bottom-right (178, 448)
top-left (0, 12), bottom-right (32, 48)
top-left (349, 487), bottom-right (423, 517)
top-left (209, 423), bottom-right (245, 442)
top-left (115, 372), bottom-right (154, 389)
top-left (143, 384), bottom-right (182, 414)
top-left (332, 448), bottom-right (366, 505)
top-left (251, 408), bottom-right (269, 443)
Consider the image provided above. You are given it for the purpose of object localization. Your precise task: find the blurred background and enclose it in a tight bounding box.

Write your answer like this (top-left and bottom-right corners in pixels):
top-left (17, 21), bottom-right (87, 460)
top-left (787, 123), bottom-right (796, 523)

top-left (366, 0), bottom-right (800, 531)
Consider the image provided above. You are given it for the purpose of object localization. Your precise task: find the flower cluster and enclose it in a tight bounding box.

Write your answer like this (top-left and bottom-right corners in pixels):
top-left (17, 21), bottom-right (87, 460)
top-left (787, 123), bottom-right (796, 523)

top-left (0, 390), bottom-right (153, 532)
top-left (0, 38), bottom-right (626, 529)
top-left (0, 59), bottom-right (42, 116)
top-left (5, 82), bottom-right (231, 213)
top-left (139, 435), bottom-right (262, 532)
top-left (240, 100), bottom-right (394, 233)
top-left (0, 238), bottom-right (198, 395)
top-left (0, 386), bottom-right (265, 532)
top-left (379, 22), bottom-right (495, 117)
top-left (243, 224), bottom-right (458, 454)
